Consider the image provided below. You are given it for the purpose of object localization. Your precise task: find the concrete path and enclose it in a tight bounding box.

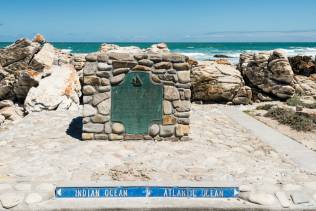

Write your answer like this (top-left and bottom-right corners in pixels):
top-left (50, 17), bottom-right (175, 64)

top-left (223, 106), bottom-right (316, 174)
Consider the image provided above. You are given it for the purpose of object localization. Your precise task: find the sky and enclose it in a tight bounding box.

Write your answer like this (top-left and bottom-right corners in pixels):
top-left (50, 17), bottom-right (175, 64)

top-left (1, 0), bottom-right (316, 42)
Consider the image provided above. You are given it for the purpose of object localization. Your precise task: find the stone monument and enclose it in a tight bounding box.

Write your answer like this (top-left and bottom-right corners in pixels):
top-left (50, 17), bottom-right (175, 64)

top-left (81, 52), bottom-right (191, 141)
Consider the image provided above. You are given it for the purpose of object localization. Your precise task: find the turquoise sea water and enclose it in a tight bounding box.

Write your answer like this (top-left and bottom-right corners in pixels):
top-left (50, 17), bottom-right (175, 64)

top-left (1, 42), bottom-right (316, 62)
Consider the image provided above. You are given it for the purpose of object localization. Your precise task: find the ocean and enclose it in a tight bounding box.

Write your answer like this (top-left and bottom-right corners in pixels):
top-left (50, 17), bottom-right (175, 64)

top-left (1, 42), bottom-right (316, 63)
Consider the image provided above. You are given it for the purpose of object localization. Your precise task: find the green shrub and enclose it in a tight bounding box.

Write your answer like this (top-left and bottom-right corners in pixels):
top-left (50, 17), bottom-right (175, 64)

top-left (286, 95), bottom-right (302, 107)
top-left (256, 104), bottom-right (275, 110)
top-left (264, 107), bottom-right (315, 131)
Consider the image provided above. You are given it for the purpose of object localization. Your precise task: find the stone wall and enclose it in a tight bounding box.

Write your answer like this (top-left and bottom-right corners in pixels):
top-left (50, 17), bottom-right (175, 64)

top-left (81, 52), bottom-right (191, 141)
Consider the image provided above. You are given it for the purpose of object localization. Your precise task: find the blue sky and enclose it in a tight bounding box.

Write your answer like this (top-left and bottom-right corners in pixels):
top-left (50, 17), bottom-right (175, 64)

top-left (1, 0), bottom-right (316, 42)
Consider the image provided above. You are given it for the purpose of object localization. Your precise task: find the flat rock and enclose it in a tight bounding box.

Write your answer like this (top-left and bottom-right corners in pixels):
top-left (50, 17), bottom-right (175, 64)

top-left (290, 191), bottom-right (310, 205)
top-left (0, 100), bottom-right (14, 109)
top-left (0, 192), bottom-right (24, 209)
top-left (247, 192), bottom-right (277, 205)
top-left (275, 191), bottom-right (290, 208)
top-left (25, 193), bottom-right (42, 204)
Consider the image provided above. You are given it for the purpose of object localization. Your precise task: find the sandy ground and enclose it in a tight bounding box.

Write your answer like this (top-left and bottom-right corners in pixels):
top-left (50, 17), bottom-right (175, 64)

top-left (0, 104), bottom-right (315, 189)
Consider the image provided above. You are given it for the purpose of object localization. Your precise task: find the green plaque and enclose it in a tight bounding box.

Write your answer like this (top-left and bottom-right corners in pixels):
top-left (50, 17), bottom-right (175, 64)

top-left (111, 72), bottom-right (163, 134)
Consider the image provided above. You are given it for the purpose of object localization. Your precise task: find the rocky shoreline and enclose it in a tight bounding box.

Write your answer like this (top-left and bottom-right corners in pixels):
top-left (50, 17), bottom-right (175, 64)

top-left (0, 34), bottom-right (316, 129)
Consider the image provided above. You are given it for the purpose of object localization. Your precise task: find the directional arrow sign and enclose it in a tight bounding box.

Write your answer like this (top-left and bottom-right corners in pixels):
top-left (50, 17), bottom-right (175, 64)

top-left (55, 186), bottom-right (239, 198)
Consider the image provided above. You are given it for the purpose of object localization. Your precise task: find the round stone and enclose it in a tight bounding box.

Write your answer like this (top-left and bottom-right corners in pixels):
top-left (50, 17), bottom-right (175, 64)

top-left (98, 63), bottom-right (112, 71)
top-left (85, 53), bottom-right (98, 62)
top-left (25, 193), bottom-right (42, 204)
top-left (149, 124), bottom-right (159, 137)
top-left (112, 123), bottom-right (125, 134)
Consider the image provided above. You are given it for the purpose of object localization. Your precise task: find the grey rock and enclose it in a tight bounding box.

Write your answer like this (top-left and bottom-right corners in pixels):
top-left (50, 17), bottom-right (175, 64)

top-left (91, 114), bottom-right (110, 123)
top-left (98, 86), bottom-right (111, 92)
top-left (96, 71), bottom-right (111, 78)
top-left (104, 122), bottom-right (112, 133)
top-left (173, 63), bottom-right (190, 70)
top-left (154, 62), bottom-right (172, 69)
top-left (25, 193), bottom-right (42, 204)
top-left (148, 54), bottom-right (162, 63)
top-left (0, 192), bottom-right (24, 209)
top-left (149, 124), bottom-right (160, 137)
top-left (159, 125), bottom-right (175, 137)
top-left (82, 85), bottom-right (96, 95)
top-left (163, 100), bottom-right (172, 115)
top-left (83, 117), bottom-right (90, 124)
top-left (138, 59), bottom-right (154, 67)
top-left (108, 52), bottom-right (134, 61)
top-left (134, 54), bottom-right (148, 60)
top-left (162, 53), bottom-right (187, 63)
top-left (95, 134), bottom-right (108, 140)
top-left (177, 118), bottom-right (190, 125)
top-left (83, 104), bottom-right (97, 117)
top-left (85, 53), bottom-right (98, 62)
top-left (100, 78), bottom-right (110, 85)
top-left (132, 65), bottom-right (152, 71)
top-left (174, 112), bottom-right (190, 118)
top-left (83, 96), bottom-right (92, 104)
top-left (184, 89), bottom-right (191, 99)
top-left (176, 83), bottom-right (191, 89)
top-left (97, 99), bottom-right (110, 115)
top-left (83, 123), bottom-right (104, 133)
top-left (164, 86), bottom-right (180, 100)
top-left (83, 62), bottom-right (97, 76)
top-left (113, 68), bottom-right (129, 76)
top-left (109, 133), bottom-right (123, 141)
top-left (97, 62), bottom-right (112, 71)
top-left (97, 53), bottom-right (108, 62)
top-left (177, 71), bottom-right (190, 83)
top-left (112, 60), bottom-right (137, 69)
top-left (112, 122), bottom-right (125, 134)
top-left (83, 76), bottom-right (100, 85)
top-left (173, 100), bottom-right (191, 112)
top-left (110, 74), bottom-right (125, 85)
top-left (92, 93), bottom-right (110, 106)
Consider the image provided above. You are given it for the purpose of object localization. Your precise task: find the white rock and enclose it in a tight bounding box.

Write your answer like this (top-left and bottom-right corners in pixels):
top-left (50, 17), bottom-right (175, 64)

top-left (247, 192), bottom-right (277, 205)
top-left (24, 65), bottom-right (81, 113)
top-left (290, 192), bottom-right (310, 205)
top-left (25, 193), bottom-right (42, 204)
top-left (275, 191), bottom-right (290, 208)
top-left (0, 192), bottom-right (24, 209)
top-left (35, 183), bottom-right (54, 192)
top-left (30, 43), bottom-right (56, 71)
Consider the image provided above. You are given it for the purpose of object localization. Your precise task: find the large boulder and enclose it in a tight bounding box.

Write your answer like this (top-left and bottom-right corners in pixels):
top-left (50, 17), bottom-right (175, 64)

top-left (191, 61), bottom-right (252, 104)
top-left (239, 50), bottom-right (295, 99)
top-left (294, 74), bottom-right (316, 96)
top-left (288, 55), bottom-right (315, 76)
top-left (24, 64), bottom-right (81, 113)
top-left (0, 36), bottom-right (72, 102)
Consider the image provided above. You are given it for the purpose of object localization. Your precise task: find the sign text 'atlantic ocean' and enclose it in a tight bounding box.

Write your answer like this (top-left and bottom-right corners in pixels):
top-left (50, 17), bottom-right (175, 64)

top-left (55, 186), bottom-right (239, 198)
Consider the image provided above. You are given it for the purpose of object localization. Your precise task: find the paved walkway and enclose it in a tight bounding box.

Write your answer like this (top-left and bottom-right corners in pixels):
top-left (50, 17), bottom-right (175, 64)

top-left (223, 106), bottom-right (316, 174)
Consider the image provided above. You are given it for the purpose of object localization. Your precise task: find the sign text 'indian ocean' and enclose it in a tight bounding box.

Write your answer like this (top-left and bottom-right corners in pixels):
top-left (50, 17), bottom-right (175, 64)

top-left (55, 186), bottom-right (239, 198)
